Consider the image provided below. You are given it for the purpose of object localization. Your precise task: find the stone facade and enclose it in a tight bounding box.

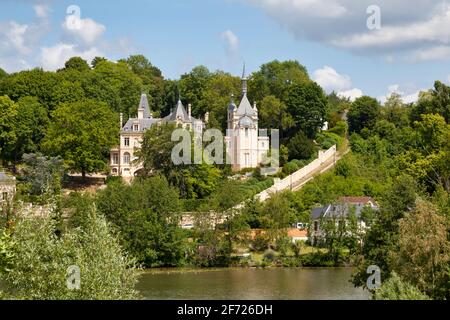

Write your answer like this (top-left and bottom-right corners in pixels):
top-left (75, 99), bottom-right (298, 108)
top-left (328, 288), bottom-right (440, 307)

top-left (0, 172), bottom-right (16, 205)
top-left (225, 72), bottom-right (269, 171)
top-left (109, 94), bottom-right (204, 178)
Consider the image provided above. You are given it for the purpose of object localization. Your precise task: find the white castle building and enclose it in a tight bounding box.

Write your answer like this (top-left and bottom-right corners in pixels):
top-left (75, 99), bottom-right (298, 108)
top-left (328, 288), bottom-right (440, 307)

top-left (109, 94), bottom-right (204, 177)
top-left (110, 69), bottom-right (269, 177)
top-left (225, 71), bottom-right (269, 171)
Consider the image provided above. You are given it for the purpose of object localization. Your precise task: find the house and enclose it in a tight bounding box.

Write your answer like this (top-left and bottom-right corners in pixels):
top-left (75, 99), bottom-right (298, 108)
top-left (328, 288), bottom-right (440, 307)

top-left (310, 196), bottom-right (378, 245)
top-left (109, 93), bottom-right (205, 178)
top-left (287, 228), bottom-right (308, 243)
top-left (109, 65), bottom-right (271, 177)
top-left (225, 66), bottom-right (270, 171)
top-left (0, 172), bottom-right (16, 206)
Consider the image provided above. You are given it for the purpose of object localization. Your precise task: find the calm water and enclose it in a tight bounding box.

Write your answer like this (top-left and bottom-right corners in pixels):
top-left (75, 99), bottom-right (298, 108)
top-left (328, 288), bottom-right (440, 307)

top-left (137, 268), bottom-right (370, 300)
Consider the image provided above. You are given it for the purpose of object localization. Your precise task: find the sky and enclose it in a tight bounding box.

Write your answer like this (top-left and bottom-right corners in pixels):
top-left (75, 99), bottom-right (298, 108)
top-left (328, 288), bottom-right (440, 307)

top-left (1, 0), bottom-right (450, 103)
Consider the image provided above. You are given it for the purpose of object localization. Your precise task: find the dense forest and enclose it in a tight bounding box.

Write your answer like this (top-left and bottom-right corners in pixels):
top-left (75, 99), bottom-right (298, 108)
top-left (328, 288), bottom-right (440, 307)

top-left (0, 55), bottom-right (449, 300)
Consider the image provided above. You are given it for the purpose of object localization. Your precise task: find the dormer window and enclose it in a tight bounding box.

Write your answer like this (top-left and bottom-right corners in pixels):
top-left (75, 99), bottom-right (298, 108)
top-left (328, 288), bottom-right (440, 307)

top-left (133, 124), bottom-right (139, 131)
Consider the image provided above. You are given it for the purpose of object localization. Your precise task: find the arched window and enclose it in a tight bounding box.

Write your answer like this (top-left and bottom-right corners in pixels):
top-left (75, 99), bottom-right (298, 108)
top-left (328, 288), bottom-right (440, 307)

top-left (112, 168), bottom-right (118, 174)
top-left (123, 152), bottom-right (130, 164)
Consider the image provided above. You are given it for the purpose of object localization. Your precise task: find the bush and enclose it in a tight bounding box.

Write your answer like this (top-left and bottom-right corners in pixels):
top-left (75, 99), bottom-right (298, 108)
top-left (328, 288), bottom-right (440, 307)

top-left (1, 206), bottom-right (139, 300)
top-left (282, 162), bottom-right (299, 175)
top-left (263, 249), bottom-right (277, 262)
top-left (373, 272), bottom-right (430, 300)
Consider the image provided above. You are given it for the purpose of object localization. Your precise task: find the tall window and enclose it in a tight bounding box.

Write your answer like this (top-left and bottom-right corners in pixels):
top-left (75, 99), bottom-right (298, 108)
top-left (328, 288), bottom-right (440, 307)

top-left (245, 128), bottom-right (249, 137)
top-left (112, 153), bottom-right (119, 165)
top-left (124, 137), bottom-right (130, 147)
top-left (123, 152), bottom-right (130, 164)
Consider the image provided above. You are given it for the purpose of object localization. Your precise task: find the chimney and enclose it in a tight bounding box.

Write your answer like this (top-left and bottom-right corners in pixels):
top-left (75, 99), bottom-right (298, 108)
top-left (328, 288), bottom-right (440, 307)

top-left (138, 108), bottom-right (144, 119)
top-left (204, 112), bottom-right (209, 123)
top-left (119, 113), bottom-right (123, 129)
top-left (188, 104), bottom-right (192, 119)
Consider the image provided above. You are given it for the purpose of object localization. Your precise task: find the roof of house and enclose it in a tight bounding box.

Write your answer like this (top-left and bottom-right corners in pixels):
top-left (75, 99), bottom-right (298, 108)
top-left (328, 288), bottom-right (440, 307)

top-left (236, 94), bottom-right (256, 117)
top-left (310, 197), bottom-right (378, 220)
top-left (287, 228), bottom-right (308, 238)
top-left (163, 99), bottom-right (202, 124)
top-left (339, 196), bottom-right (376, 205)
top-left (138, 93), bottom-right (151, 119)
top-left (122, 117), bottom-right (160, 132)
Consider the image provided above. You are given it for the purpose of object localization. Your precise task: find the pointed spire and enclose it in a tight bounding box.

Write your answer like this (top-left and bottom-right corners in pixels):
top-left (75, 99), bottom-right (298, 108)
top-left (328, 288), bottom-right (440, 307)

top-left (241, 62), bottom-right (248, 96)
top-left (138, 93), bottom-right (151, 118)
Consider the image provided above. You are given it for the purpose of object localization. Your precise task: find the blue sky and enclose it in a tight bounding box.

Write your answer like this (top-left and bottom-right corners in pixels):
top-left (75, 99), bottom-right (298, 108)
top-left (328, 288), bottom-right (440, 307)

top-left (1, 0), bottom-right (450, 103)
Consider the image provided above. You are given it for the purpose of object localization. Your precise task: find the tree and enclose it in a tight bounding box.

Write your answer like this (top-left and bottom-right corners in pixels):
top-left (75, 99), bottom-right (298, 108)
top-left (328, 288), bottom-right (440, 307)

top-left (0, 96), bottom-right (18, 167)
top-left (0, 68), bottom-right (7, 80)
top-left (0, 206), bottom-right (138, 299)
top-left (259, 95), bottom-right (295, 140)
top-left (62, 57), bottom-right (90, 73)
top-left (249, 60), bottom-right (310, 103)
top-left (352, 175), bottom-right (417, 289)
top-left (412, 81), bottom-right (450, 123)
top-left (390, 199), bottom-right (450, 299)
top-left (382, 92), bottom-right (409, 127)
top-left (42, 99), bottom-right (118, 178)
top-left (348, 96), bottom-right (381, 133)
top-left (285, 82), bottom-right (327, 138)
top-left (96, 176), bottom-right (186, 267)
top-left (373, 272), bottom-right (430, 300)
top-left (22, 153), bottom-right (64, 197)
top-left (287, 131), bottom-right (315, 160)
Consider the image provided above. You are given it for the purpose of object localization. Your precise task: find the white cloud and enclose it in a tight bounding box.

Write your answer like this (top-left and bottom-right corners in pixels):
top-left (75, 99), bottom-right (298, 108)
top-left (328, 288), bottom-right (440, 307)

top-left (33, 4), bottom-right (50, 20)
top-left (313, 66), bottom-right (352, 92)
top-left (332, 8), bottom-right (450, 50)
top-left (246, 0), bottom-right (450, 62)
top-left (40, 43), bottom-right (102, 71)
top-left (378, 84), bottom-right (423, 104)
top-left (337, 88), bottom-right (363, 102)
top-left (221, 30), bottom-right (239, 58)
top-left (62, 15), bottom-right (106, 45)
top-left (0, 21), bottom-right (30, 55)
top-left (405, 46), bottom-right (450, 62)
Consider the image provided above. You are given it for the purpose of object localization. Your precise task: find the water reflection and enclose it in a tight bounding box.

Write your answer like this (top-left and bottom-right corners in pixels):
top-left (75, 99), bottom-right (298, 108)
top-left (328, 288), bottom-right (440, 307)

top-left (136, 268), bottom-right (370, 300)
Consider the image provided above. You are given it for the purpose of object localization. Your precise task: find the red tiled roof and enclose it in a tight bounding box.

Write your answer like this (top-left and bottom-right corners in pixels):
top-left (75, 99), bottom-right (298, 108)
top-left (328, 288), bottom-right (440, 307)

top-left (339, 196), bottom-right (376, 205)
top-left (287, 228), bottom-right (307, 238)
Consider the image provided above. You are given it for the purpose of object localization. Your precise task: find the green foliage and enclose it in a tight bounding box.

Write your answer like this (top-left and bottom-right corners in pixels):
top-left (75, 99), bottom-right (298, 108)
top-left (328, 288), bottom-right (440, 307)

top-left (411, 81), bottom-right (450, 123)
top-left (1, 207), bottom-right (138, 299)
top-left (96, 176), bottom-right (186, 267)
top-left (21, 153), bottom-right (64, 197)
top-left (287, 131), bottom-right (315, 160)
top-left (42, 99), bottom-right (118, 177)
top-left (63, 57), bottom-right (90, 73)
top-left (373, 272), bottom-right (430, 300)
top-left (138, 123), bottom-right (222, 198)
top-left (348, 96), bottom-right (381, 133)
top-left (285, 82), bottom-right (327, 138)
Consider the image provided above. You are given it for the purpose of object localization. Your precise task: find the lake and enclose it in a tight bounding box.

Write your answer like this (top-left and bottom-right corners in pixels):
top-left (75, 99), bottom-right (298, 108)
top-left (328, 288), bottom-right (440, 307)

top-left (136, 267), bottom-right (370, 300)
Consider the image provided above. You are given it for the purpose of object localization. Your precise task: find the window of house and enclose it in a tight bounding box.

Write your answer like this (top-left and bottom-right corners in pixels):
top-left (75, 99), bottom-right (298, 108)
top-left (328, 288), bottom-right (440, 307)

top-left (124, 137), bottom-right (130, 146)
top-left (245, 128), bottom-right (249, 137)
top-left (123, 152), bottom-right (130, 164)
top-left (133, 124), bottom-right (139, 131)
top-left (2, 192), bottom-right (7, 201)
top-left (112, 153), bottom-right (119, 165)
top-left (314, 221), bottom-right (319, 232)
top-left (112, 168), bottom-right (118, 174)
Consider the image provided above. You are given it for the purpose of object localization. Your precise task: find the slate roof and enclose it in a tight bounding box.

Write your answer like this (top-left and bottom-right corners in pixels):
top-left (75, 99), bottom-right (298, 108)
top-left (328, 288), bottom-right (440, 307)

top-left (311, 200), bottom-right (378, 221)
top-left (138, 93), bottom-right (151, 119)
top-left (236, 94), bottom-right (256, 117)
top-left (163, 99), bottom-right (201, 123)
top-left (122, 118), bottom-right (160, 132)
